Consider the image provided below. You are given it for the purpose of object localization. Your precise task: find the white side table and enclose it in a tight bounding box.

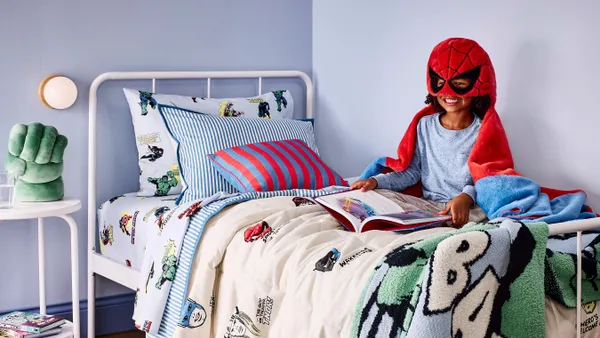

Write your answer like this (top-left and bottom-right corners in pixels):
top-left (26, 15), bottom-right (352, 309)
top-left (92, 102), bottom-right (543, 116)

top-left (0, 199), bottom-right (81, 338)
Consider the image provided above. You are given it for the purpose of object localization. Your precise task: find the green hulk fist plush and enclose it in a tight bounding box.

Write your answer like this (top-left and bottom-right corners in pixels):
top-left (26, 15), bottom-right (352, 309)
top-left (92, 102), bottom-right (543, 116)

top-left (4, 123), bottom-right (68, 202)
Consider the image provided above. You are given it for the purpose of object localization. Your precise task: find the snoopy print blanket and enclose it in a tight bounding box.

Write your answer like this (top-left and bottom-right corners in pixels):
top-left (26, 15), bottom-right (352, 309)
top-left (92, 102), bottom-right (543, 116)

top-left (135, 189), bottom-right (600, 338)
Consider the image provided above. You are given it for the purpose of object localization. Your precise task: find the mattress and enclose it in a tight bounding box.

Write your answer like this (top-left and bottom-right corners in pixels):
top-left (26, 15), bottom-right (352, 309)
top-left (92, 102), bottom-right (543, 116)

top-left (97, 192), bottom-right (178, 270)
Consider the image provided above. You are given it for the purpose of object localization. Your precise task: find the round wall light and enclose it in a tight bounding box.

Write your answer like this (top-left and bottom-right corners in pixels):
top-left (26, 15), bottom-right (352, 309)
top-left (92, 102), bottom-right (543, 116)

top-left (38, 75), bottom-right (78, 110)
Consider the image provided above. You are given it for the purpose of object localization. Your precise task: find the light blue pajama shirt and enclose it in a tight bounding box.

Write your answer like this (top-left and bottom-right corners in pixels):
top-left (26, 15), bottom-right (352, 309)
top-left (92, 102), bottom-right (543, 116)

top-left (374, 113), bottom-right (481, 203)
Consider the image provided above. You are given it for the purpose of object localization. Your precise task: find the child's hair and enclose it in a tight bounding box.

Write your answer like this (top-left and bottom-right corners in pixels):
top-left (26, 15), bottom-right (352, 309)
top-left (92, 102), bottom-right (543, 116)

top-left (425, 94), bottom-right (491, 119)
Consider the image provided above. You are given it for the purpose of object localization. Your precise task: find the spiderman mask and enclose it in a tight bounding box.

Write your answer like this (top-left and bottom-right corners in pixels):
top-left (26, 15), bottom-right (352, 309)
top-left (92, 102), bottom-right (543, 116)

top-left (426, 37), bottom-right (496, 104)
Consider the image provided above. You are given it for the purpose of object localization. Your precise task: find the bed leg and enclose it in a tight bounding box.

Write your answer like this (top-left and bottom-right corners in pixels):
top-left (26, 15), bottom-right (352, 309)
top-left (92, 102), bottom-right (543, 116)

top-left (576, 231), bottom-right (582, 338)
top-left (88, 267), bottom-right (95, 337)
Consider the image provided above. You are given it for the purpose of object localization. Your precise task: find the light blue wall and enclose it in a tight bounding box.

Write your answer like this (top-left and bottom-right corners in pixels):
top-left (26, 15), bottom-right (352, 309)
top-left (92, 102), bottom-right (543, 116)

top-left (313, 0), bottom-right (600, 209)
top-left (0, 0), bottom-right (312, 312)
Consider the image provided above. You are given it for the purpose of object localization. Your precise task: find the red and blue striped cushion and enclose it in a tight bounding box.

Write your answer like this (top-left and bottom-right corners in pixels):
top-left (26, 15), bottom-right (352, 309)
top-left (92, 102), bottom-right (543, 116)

top-left (207, 139), bottom-right (348, 192)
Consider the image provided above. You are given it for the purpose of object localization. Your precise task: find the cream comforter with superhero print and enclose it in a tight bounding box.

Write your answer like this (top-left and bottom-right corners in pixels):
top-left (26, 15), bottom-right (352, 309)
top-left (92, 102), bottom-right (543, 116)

top-left (170, 195), bottom-right (598, 338)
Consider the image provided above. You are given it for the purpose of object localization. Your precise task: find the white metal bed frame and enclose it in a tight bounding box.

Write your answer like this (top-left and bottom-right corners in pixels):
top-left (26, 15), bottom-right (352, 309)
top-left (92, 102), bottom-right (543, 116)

top-left (86, 70), bottom-right (598, 338)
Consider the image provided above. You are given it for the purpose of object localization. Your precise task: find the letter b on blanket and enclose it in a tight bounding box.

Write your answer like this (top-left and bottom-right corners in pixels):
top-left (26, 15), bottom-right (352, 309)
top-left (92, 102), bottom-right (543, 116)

top-left (451, 267), bottom-right (501, 338)
top-left (4, 123), bottom-right (68, 202)
top-left (423, 231), bottom-right (491, 313)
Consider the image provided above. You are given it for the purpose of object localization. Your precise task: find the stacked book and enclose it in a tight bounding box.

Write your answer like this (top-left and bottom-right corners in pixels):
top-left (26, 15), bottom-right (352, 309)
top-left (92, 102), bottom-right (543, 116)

top-left (0, 311), bottom-right (67, 338)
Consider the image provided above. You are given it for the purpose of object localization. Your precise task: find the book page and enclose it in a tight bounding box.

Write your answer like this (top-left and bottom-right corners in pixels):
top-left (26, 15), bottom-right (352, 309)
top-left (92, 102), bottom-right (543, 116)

top-left (316, 190), bottom-right (404, 231)
top-left (373, 210), bottom-right (451, 225)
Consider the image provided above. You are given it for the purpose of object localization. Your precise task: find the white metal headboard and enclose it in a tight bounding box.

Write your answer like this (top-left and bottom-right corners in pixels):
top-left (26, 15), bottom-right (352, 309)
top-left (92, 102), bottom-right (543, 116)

top-left (87, 70), bottom-right (313, 254)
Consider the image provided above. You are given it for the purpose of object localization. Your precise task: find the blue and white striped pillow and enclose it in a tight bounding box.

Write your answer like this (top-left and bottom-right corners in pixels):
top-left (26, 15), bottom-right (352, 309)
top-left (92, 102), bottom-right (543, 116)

top-left (157, 104), bottom-right (319, 203)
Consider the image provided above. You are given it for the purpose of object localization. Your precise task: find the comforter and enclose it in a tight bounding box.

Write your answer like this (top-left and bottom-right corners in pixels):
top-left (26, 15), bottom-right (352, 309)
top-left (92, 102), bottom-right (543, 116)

top-left (171, 193), bottom-right (456, 337)
top-left (133, 189), bottom-right (600, 338)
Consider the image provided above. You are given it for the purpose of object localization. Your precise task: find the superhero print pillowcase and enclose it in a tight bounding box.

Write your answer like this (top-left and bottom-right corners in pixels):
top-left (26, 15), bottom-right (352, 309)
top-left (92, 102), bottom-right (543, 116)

top-left (122, 88), bottom-right (295, 197)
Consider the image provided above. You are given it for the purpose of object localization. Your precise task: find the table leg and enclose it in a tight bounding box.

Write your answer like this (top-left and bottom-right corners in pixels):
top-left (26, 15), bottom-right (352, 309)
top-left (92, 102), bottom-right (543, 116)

top-left (38, 218), bottom-right (46, 315)
top-left (58, 215), bottom-right (80, 338)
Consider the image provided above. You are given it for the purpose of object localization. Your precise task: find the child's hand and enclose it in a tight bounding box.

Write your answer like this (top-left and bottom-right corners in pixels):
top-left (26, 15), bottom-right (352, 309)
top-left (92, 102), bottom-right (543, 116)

top-left (438, 193), bottom-right (474, 227)
top-left (350, 178), bottom-right (378, 191)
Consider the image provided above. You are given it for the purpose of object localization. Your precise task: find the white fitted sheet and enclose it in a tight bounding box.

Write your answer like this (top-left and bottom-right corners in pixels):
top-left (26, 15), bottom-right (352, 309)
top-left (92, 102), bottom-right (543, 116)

top-left (97, 192), bottom-right (178, 270)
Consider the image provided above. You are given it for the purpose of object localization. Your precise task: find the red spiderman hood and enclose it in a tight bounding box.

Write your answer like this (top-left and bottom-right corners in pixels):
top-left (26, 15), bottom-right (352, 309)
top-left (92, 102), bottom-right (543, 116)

top-left (427, 37), bottom-right (497, 105)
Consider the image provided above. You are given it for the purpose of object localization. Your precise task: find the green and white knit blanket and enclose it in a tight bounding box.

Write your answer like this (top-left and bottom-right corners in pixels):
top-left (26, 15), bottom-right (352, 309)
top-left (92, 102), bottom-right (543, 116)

top-left (351, 219), bottom-right (600, 338)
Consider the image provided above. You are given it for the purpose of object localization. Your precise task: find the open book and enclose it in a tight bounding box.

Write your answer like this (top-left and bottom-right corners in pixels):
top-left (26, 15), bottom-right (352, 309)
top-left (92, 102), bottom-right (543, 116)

top-left (314, 190), bottom-right (451, 233)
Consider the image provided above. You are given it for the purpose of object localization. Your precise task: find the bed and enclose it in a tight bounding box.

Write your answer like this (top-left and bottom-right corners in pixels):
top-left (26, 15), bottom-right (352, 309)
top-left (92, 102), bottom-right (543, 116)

top-left (87, 70), bottom-right (600, 338)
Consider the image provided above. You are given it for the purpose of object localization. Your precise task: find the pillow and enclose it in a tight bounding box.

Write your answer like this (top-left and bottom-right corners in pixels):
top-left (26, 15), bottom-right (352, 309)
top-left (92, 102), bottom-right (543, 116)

top-left (157, 104), bottom-right (317, 203)
top-left (207, 139), bottom-right (348, 193)
top-left (123, 88), bottom-right (295, 197)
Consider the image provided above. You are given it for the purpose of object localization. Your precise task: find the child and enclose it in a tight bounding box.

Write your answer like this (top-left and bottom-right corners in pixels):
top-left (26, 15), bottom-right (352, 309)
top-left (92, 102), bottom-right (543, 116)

top-left (351, 38), bottom-right (492, 227)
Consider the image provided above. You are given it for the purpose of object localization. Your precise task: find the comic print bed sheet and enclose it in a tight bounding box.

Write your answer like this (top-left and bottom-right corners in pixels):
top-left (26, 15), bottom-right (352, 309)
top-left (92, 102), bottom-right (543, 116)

top-left (130, 189), bottom-right (600, 338)
top-left (97, 193), bottom-right (178, 270)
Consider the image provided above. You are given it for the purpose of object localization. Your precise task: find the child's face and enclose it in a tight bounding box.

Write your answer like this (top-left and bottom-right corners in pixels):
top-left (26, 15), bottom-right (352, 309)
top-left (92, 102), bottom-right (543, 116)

top-left (434, 77), bottom-right (473, 113)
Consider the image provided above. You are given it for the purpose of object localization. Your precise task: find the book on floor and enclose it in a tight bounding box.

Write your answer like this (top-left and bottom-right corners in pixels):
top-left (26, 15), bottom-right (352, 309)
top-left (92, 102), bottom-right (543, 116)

top-left (0, 312), bottom-right (65, 334)
top-left (314, 189), bottom-right (451, 233)
top-left (0, 327), bottom-right (62, 338)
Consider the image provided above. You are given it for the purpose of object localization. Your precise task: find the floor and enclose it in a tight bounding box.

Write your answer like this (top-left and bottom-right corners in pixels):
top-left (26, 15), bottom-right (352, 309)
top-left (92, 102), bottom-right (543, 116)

top-left (98, 331), bottom-right (145, 338)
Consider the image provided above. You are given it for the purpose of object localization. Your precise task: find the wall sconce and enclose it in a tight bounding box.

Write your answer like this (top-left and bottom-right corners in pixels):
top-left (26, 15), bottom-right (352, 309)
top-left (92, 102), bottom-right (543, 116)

top-left (38, 75), bottom-right (78, 110)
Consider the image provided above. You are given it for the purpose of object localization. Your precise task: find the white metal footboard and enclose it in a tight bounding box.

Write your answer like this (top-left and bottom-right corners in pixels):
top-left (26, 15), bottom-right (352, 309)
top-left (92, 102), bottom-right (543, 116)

top-left (548, 217), bottom-right (600, 338)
